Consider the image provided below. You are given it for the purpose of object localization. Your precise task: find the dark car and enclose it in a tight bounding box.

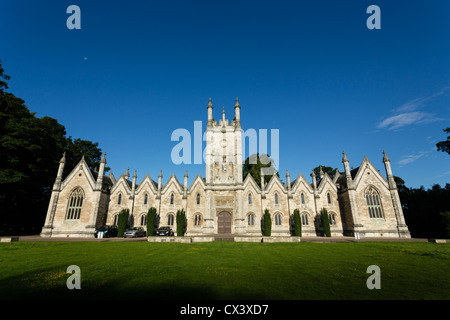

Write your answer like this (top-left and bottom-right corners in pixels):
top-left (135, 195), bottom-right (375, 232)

top-left (124, 227), bottom-right (147, 238)
top-left (95, 226), bottom-right (118, 238)
top-left (155, 226), bottom-right (174, 236)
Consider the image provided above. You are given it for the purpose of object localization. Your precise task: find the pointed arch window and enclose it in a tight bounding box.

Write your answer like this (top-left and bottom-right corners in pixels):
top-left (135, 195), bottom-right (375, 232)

top-left (274, 213), bottom-right (282, 225)
top-left (118, 193), bottom-right (122, 205)
top-left (113, 214), bottom-right (119, 226)
top-left (144, 193), bottom-right (148, 205)
top-left (301, 213), bottom-right (309, 225)
top-left (248, 193), bottom-right (252, 205)
top-left (66, 188), bottom-right (84, 220)
top-left (329, 213), bottom-right (336, 225)
top-left (196, 193), bottom-right (200, 205)
top-left (168, 214), bottom-right (174, 226)
top-left (170, 193), bottom-right (174, 205)
top-left (366, 187), bottom-right (383, 218)
top-left (301, 193), bottom-right (305, 204)
top-left (194, 213), bottom-right (203, 226)
top-left (247, 213), bottom-right (255, 226)
top-left (140, 214), bottom-right (147, 226)
top-left (274, 193), bottom-right (279, 205)
top-left (327, 193), bottom-right (331, 204)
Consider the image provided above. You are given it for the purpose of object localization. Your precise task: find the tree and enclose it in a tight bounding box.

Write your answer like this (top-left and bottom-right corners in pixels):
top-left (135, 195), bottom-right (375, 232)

top-left (436, 127), bottom-right (450, 155)
top-left (263, 209), bottom-right (272, 236)
top-left (320, 208), bottom-right (331, 237)
top-left (312, 165), bottom-right (340, 183)
top-left (176, 209), bottom-right (186, 236)
top-left (243, 153), bottom-right (280, 188)
top-left (146, 207), bottom-right (157, 236)
top-left (117, 209), bottom-right (130, 237)
top-left (293, 209), bottom-right (302, 237)
top-left (0, 60), bottom-right (108, 235)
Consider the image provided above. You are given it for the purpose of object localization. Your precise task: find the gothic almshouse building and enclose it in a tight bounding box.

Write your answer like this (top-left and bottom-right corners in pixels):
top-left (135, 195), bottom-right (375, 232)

top-left (41, 99), bottom-right (411, 238)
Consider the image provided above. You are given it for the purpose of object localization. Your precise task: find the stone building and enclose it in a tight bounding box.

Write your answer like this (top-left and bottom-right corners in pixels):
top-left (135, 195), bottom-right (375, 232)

top-left (40, 99), bottom-right (411, 238)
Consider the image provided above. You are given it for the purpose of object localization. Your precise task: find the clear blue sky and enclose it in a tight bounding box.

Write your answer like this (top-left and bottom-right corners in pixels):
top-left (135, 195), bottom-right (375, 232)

top-left (2, 0), bottom-right (449, 188)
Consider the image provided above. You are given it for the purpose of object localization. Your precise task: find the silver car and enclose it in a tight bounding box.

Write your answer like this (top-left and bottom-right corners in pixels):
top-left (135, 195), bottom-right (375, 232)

top-left (123, 227), bottom-right (146, 238)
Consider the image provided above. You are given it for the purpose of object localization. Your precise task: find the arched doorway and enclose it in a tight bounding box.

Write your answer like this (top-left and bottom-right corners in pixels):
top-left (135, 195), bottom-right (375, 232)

top-left (218, 211), bottom-right (232, 234)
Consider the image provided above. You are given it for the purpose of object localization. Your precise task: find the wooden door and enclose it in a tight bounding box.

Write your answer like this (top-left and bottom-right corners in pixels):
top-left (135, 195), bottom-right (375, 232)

top-left (218, 211), bottom-right (232, 234)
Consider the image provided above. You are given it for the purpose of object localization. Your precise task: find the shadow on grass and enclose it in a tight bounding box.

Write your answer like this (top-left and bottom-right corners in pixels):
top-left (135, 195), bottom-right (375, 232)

top-left (0, 267), bottom-right (271, 300)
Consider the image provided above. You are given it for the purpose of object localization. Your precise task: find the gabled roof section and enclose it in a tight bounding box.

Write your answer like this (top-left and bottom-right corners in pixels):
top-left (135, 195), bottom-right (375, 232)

top-left (243, 173), bottom-right (261, 193)
top-left (135, 173), bottom-right (158, 194)
top-left (61, 157), bottom-right (97, 191)
top-left (162, 173), bottom-right (184, 194)
top-left (352, 155), bottom-right (388, 189)
top-left (290, 172), bottom-right (314, 194)
top-left (187, 174), bottom-right (206, 193)
top-left (110, 173), bottom-right (132, 194)
top-left (264, 173), bottom-right (287, 193)
top-left (317, 172), bottom-right (337, 193)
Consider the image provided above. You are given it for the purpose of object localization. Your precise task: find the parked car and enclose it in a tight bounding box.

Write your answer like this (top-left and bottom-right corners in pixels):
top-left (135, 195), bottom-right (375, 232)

top-left (95, 226), bottom-right (118, 238)
top-left (124, 227), bottom-right (147, 238)
top-left (155, 226), bottom-right (174, 236)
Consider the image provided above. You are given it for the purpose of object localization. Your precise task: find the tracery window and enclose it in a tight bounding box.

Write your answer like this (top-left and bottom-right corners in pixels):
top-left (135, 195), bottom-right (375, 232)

top-left (66, 188), bottom-right (83, 220)
top-left (366, 187), bottom-right (383, 218)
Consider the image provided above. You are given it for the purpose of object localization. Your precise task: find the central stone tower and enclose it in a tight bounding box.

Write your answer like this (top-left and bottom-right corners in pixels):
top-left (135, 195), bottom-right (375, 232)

top-left (203, 98), bottom-right (245, 234)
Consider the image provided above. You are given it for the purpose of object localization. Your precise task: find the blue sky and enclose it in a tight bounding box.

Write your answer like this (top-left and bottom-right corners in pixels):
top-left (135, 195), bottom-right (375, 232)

top-left (2, 0), bottom-right (449, 188)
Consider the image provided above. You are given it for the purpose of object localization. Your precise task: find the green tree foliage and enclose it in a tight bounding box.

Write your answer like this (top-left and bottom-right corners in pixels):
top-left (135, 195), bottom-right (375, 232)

top-left (320, 208), bottom-right (331, 237)
top-left (243, 153), bottom-right (280, 188)
top-left (399, 183), bottom-right (450, 239)
top-left (146, 207), bottom-right (157, 236)
top-left (293, 209), bottom-right (302, 237)
top-left (0, 61), bottom-right (107, 235)
top-left (176, 209), bottom-right (186, 236)
top-left (436, 127), bottom-right (450, 155)
top-left (440, 212), bottom-right (450, 238)
top-left (263, 209), bottom-right (271, 236)
top-left (312, 165), bottom-right (340, 183)
top-left (117, 209), bottom-right (130, 237)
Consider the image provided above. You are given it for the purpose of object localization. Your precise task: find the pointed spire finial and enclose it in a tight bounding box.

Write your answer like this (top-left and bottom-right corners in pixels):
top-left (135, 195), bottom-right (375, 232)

top-left (286, 168), bottom-right (290, 177)
top-left (383, 150), bottom-right (390, 162)
top-left (133, 169), bottom-right (137, 178)
top-left (184, 169), bottom-right (188, 177)
top-left (342, 150), bottom-right (349, 162)
top-left (235, 97), bottom-right (240, 108)
top-left (159, 169), bottom-right (162, 177)
top-left (100, 152), bottom-right (106, 164)
top-left (222, 107), bottom-right (226, 120)
top-left (60, 152), bottom-right (66, 163)
top-left (207, 97), bottom-right (212, 107)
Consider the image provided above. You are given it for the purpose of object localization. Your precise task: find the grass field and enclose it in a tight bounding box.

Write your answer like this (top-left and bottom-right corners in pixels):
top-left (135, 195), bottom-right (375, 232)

top-left (0, 241), bottom-right (449, 300)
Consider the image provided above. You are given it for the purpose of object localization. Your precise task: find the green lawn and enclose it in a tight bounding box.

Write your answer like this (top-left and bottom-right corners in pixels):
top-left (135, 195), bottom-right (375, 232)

top-left (0, 241), bottom-right (449, 300)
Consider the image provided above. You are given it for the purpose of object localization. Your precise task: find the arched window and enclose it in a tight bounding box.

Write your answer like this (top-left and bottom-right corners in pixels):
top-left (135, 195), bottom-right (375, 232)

top-left (113, 214), bottom-right (119, 226)
top-left (328, 213), bottom-right (336, 225)
top-left (366, 187), bottom-right (383, 218)
top-left (194, 213), bottom-right (202, 226)
top-left (274, 193), bottom-right (279, 205)
top-left (327, 193), bottom-right (331, 204)
top-left (140, 214), bottom-right (147, 226)
top-left (301, 193), bottom-right (305, 204)
top-left (197, 193), bottom-right (200, 205)
top-left (274, 213), bottom-right (282, 225)
top-left (168, 214), bottom-right (174, 226)
top-left (66, 188), bottom-right (83, 220)
top-left (144, 193), bottom-right (148, 205)
top-left (247, 213), bottom-right (255, 226)
top-left (301, 213), bottom-right (308, 225)
top-left (118, 193), bottom-right (122, 205)
top-left (170, 193), bottom-right (174, 205)
top-left (248, 193), bottom-right (252, 205)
